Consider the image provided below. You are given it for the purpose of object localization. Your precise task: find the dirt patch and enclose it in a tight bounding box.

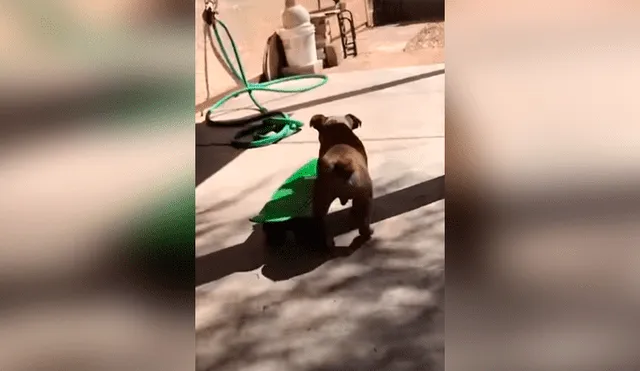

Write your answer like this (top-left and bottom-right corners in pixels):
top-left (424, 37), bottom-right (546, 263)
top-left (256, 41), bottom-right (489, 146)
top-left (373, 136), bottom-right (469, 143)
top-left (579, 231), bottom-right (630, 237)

top-left (404, 22), bottom-right (444, 52)
top-left (328, 22), bottom-right (444, 73)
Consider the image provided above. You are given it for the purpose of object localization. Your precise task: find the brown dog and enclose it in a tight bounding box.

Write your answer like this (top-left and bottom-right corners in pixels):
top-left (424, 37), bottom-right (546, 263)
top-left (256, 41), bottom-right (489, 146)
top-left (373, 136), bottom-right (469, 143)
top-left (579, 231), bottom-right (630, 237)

top-left (310, 113), bottom-right (373, 246)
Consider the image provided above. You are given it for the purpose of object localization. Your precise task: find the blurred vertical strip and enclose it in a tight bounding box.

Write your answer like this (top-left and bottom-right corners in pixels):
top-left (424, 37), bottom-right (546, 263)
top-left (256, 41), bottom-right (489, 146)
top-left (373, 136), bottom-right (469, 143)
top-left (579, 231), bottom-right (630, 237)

top-left (0, 0), bottom-right (195, 370)
top-left (447, 0), bottom-right (640, 370)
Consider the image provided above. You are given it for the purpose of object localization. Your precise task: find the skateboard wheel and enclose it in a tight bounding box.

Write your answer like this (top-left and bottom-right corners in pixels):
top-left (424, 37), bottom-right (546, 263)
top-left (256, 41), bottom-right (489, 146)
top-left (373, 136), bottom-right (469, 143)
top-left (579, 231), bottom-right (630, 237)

top-left (263, 223), bottom-right (287, 247)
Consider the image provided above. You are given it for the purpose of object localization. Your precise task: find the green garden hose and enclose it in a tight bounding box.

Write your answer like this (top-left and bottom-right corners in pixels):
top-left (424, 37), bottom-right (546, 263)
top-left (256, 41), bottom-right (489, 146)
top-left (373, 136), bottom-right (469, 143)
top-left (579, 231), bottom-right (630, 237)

top-left (206, 12), bottom-right (329, 148)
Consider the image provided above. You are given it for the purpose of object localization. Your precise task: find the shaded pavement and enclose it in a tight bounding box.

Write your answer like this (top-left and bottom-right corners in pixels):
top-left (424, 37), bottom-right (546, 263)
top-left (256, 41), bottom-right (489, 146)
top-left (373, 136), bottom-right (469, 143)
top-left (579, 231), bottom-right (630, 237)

top-left (196, 64), bottom-right (444, 371)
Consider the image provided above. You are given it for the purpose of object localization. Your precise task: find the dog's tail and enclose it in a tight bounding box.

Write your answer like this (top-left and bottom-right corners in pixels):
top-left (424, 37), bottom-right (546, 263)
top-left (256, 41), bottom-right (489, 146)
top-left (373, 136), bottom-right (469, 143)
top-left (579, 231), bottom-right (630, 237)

top-left (320, 158), bottom-right (356, 183)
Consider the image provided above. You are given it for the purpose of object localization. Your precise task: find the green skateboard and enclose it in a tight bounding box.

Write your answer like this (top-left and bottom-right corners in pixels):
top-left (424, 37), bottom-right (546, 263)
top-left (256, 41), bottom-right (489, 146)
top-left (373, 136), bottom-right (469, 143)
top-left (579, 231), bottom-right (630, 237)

top-left (251, 158), bottom-right (326, 247)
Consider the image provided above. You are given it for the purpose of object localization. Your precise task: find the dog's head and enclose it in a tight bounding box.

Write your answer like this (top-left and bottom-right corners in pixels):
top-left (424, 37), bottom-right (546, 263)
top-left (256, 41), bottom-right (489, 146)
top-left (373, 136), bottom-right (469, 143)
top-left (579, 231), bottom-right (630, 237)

top-left (309, 114), bottom-right (362, 132)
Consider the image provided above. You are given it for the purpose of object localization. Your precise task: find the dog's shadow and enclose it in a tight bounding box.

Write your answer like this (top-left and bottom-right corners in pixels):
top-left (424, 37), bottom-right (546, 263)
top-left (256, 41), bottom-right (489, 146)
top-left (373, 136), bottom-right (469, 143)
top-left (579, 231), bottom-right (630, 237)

top-left (261, 233), bottom-right (373, 281)
top-left (196, 212), bottom-right (367, 284)
top-left (195, 175), bottom-right (444, 285)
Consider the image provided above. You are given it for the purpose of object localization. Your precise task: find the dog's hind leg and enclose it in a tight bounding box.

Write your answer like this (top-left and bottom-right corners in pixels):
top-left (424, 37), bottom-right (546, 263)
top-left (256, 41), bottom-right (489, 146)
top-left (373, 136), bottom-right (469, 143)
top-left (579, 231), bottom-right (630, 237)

top-left (339, 196), bottom-right (349, 205)
top-left (352, 196), bottom-right (373, 238)
top-left (312, 180), bottom-right (336, 248)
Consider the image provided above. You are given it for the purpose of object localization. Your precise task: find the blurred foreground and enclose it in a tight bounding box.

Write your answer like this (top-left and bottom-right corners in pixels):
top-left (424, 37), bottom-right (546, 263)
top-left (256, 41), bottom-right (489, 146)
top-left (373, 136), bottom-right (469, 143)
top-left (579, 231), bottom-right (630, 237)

top-left (447, 1), bottom-right (640, 370)
top-left (0, 1), bottom-right (194, 370)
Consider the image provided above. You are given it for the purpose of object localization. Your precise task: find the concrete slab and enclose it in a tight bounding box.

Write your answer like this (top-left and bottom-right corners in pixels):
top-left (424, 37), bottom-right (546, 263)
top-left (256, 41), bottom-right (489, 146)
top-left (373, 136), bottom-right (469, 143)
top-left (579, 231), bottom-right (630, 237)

top-left (196, 64), bottom-right (444, 371)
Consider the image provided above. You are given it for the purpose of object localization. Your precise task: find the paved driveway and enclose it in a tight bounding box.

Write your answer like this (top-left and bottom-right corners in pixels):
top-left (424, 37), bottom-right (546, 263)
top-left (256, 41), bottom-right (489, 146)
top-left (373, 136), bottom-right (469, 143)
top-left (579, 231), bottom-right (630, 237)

top-left (196, 64), bottom-right (444, 371)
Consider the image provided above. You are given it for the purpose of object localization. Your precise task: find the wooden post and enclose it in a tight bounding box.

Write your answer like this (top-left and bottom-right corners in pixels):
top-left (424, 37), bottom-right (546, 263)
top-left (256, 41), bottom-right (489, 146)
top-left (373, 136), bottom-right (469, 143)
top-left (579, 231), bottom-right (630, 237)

top-left (364, 0), bottom-right (373, 27)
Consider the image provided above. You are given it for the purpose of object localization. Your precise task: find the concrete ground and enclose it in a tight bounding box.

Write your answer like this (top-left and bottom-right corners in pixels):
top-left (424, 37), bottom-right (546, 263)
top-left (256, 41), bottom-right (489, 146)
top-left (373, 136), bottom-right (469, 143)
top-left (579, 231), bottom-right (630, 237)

top-left (195, 64), bottom-right (444, 371)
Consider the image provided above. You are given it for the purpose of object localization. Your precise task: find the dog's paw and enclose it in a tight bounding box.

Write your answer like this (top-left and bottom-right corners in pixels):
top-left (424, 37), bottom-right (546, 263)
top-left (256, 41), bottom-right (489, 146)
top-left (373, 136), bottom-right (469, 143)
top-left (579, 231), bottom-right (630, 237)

top-left (325, 236), bottom-right (336, 249)
top-left (359, 226), bottom-right (374, 239)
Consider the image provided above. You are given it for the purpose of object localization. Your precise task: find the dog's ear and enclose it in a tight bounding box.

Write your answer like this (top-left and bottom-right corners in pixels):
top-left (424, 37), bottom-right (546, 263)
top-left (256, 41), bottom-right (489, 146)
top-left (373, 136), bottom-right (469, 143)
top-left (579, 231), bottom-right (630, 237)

top-left (310, 114), bottom-right (327, 130)
top-left (345, 114), bottom-right (362, 130)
